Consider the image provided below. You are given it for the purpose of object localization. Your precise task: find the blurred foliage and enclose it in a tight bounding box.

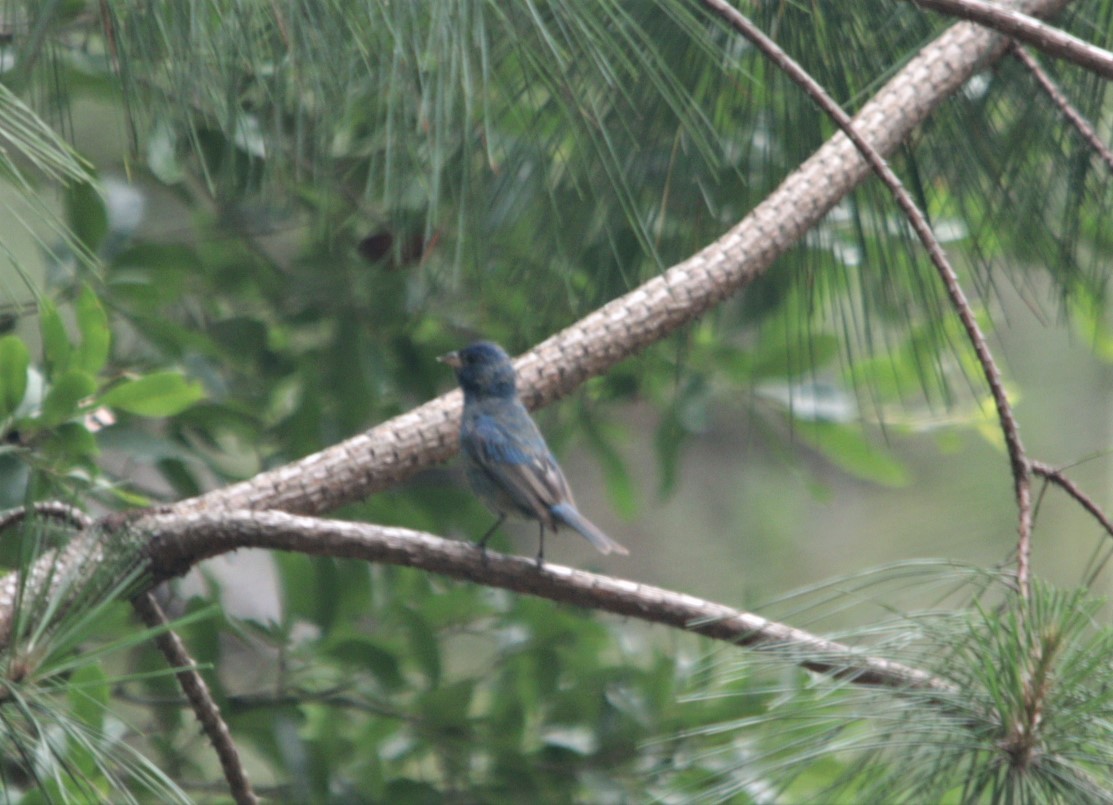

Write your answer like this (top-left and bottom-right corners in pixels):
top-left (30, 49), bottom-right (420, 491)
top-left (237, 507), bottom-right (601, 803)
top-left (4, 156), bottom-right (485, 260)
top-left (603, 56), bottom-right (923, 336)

top-left (0, 0), bottom-right (1110, 801)
top-left (668, 570), bottom-right (1113, 802)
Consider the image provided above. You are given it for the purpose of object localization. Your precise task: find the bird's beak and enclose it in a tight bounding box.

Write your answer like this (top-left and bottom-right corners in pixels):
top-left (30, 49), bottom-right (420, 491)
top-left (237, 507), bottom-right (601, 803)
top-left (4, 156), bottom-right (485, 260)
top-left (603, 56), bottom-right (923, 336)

top-left (437, 350), bottom-right (462, 369)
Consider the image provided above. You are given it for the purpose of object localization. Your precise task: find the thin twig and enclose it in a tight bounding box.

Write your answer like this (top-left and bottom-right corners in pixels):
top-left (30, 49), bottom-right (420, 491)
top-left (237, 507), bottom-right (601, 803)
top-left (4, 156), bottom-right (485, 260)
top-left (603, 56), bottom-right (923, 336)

top-left (695, 1), bottom-right (1031, 589)
top-left (1012, 45), bottom-right (1113, 173)
top-left (912, 0), bottom-right (1113, 80)
top-left (0, 503), bottom-right (92, 533)
top-left (1030, 460), bottom-right (1113, 540)
top-left (131, 592), bottom-right (258, 805)
top-left (140, 509), bottom-right (956, 694)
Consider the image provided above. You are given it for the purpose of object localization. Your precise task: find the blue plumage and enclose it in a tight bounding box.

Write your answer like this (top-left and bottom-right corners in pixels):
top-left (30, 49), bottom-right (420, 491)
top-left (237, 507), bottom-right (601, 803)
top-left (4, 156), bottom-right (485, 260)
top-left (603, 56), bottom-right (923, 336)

top-left (439, 341), bottom-right (629, 566)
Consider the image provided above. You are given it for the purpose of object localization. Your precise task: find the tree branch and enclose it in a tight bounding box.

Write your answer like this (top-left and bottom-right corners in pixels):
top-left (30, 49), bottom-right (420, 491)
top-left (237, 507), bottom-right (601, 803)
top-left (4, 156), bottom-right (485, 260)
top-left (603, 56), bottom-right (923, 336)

top-left (1030, 460), bottom-right (1113, 540)
top-left (131, 592), bottom-right (257, 805)
top-left (167, 0), bottom-right (1068, 526)
top-left (0, 505), bottom-right (257, 801)
top-left (0, 0), bottom-right (1077, 704)
top-left (1012, 45), bottom-right (1113, 173)
top-left (137, 509), bottom-right (954, 694)
top-left (0, 502), bottom-right (92, 533)
top-left (696, 0), bottom-right (1032, 593)
top-left (912, 0), bottom-right (1113, 79)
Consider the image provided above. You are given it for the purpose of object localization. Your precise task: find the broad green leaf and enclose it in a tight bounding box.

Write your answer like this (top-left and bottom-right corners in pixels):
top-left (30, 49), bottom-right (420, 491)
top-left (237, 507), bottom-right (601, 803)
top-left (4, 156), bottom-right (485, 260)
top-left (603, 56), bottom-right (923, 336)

top-left (40, 299), bottom-right (72, 377)
top-left (75, 286), bottom-right (111, 375)
top-left (100, 372), bottom-right (204, 416)
top-left (68, 661), bottom-right (109, 730)
top-left (0, 335), bottom-right (29, 417)
top-left (41, 422), bottom-right (99, 461)
top-left (1068, 286), bottom-right (1113, 363)
top-left (792, 419), bottom-right (909, 487)
top-left (65, 180), bottom-right (108, 253)
top-left (41, 370), bottom-right (96, 426)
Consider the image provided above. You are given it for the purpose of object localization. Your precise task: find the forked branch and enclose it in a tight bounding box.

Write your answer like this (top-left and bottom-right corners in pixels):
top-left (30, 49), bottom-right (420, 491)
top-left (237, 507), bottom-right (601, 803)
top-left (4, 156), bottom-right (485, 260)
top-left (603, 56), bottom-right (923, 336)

top-left (913, 0), bottom-right (1113, 79)
top-left (1012, 45), bottom-right (1113, 173)
top-left (697, 0), bottom-right (1032, 592)
top-left (132, 592), bottom-right (257, 805)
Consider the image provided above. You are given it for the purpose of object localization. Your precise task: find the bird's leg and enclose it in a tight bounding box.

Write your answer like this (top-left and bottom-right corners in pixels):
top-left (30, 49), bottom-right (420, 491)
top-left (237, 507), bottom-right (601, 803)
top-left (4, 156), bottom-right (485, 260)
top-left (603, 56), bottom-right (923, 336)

top-left (535, 524), bottom-right (546, 569)
top-left (478, 514), bottom-right (505, 558)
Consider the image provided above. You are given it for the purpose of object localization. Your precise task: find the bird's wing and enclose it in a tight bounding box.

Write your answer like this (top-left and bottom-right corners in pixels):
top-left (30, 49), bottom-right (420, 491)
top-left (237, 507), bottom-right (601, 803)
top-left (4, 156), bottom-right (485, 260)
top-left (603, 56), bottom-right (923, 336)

top-left (463, 409), bottom-right (574, 523)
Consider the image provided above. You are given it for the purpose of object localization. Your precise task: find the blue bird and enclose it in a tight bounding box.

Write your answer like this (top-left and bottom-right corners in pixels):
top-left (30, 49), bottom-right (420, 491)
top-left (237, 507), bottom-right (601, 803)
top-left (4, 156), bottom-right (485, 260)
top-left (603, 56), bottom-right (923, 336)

top-left (439, 341), bottom-right (629, 566)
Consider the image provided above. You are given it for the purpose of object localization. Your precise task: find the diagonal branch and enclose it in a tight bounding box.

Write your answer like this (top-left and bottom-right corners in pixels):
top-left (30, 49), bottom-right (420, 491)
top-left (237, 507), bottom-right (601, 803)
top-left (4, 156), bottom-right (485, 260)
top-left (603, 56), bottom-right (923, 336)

top-left (170, 0), bottom-right (1068, 524)
top-left (131, 592), bottom-right (257, 805)
top-left (0, 502), bottom-right (92, 533)
top-left (1012, 45), bottom-right (1113, 173)
top-left (697, 5), bottom-right (1033, 578)
top-left (912, 0), bottom-right (1113, 79)
top-left (0, 2), bottom-right (1069, 635)
top-left (1030, 460), bottom-right (1113, 540)
top-left (137, 509), bottom-right (954, 693)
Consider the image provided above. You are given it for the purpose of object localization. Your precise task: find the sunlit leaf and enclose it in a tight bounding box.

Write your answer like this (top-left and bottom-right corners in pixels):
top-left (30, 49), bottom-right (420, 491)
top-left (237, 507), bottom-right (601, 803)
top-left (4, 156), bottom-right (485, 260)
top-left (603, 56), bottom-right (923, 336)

top-left (40, 299), bottom-right (72, 378)
top-left (75, 286), bottom-right (111, 376)
top-left (99, 372), bottom-right (204, 416)
top-left (68, 662), bottom-right (109, 731)
top-left (1068, 286), bottom-right (1113, 364)
top-left (791, 419), bottom-right (909, 487)
top-left (0, 335), bottom-right (30, 418)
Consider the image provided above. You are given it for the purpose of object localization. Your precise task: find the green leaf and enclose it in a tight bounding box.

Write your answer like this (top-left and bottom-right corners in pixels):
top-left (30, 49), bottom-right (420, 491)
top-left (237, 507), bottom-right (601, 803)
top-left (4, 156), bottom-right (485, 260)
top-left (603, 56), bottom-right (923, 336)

top-left (1068, 286), bottom-right (1113, 364)
top-left (75, 286), bottom-right (111, 375)
top-left (100, 372), bottom-right (204, 416)
top-left (40, 299), bottom-right (72, 378)
top-left (792, 420), bottom-right (909, 487)
top-left (41, 421), bottom-right (100, 461)
top-left (68, 661), bottom-right (109, 730)
top-left (41, 370), bottom-right (96, 426)
top-left (65, 180), bottom-right (108, 253)
top-left (0, 335), bottom-right (29, 417)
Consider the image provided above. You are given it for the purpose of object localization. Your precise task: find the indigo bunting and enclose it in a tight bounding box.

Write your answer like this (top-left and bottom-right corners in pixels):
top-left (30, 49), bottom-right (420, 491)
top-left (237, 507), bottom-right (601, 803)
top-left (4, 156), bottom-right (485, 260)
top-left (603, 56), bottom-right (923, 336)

top-left (439, 341), bottom-right (629, 566)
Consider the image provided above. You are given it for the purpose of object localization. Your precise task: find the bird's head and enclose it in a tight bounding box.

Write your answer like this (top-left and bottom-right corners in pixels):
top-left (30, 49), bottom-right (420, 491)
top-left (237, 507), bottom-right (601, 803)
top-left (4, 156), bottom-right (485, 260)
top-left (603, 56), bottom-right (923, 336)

top-left (439, 341), bottom-right (518, 399)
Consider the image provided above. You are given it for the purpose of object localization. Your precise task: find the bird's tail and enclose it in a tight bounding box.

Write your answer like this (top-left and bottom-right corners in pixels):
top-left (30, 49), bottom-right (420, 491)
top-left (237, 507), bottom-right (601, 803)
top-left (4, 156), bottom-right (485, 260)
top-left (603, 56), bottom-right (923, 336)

top-left (551, 503), bottom-right (629, 555)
